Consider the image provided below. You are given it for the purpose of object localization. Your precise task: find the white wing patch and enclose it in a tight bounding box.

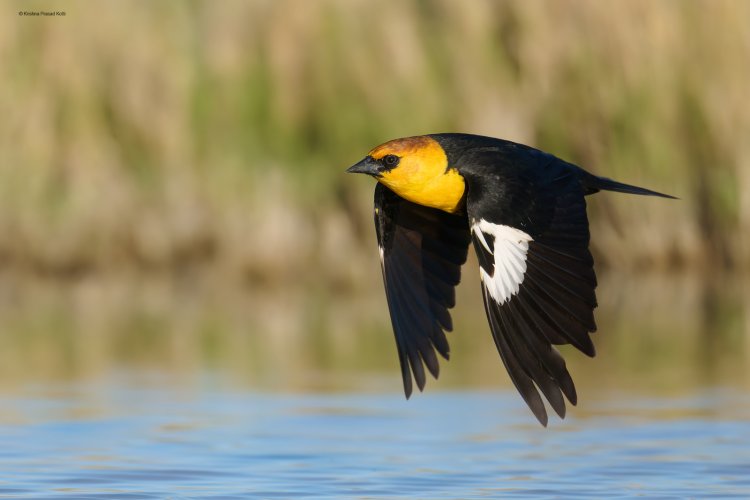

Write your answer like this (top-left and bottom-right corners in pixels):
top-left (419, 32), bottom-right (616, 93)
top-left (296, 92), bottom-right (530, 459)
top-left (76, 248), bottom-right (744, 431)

top-left (472, 219), bottom-right (533, 305)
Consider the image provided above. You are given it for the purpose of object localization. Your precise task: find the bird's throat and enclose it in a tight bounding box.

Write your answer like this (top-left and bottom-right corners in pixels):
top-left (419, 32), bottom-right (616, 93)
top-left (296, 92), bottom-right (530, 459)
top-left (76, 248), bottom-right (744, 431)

top-left (379, 169), bottom-right (465, 214)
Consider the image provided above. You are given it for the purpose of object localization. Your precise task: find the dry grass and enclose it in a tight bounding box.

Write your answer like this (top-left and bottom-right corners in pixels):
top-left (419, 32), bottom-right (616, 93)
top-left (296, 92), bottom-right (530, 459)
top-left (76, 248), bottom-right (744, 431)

top-left (1, 0), bottom-right (748, 285)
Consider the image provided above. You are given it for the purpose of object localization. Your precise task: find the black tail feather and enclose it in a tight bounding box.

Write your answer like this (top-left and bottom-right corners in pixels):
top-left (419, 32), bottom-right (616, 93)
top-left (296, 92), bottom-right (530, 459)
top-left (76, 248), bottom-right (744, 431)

top-left (586, 176), bottom-right (677, 199)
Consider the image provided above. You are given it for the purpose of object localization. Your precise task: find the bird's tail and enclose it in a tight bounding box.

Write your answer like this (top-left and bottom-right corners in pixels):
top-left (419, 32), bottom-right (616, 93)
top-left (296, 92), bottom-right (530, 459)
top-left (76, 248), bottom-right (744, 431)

top-left (585, 175), bottom-right (677, 199)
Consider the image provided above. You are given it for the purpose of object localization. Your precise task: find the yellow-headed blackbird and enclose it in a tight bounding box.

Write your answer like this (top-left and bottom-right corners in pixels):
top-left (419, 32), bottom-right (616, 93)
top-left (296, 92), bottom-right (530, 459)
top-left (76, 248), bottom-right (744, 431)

top-left (347, 133), bottom-right (674, 426)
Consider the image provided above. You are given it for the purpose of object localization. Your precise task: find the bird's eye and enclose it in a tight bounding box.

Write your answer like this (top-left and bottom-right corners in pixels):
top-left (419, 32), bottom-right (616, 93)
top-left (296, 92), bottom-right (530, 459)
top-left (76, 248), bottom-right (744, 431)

top-left (382, 154), bottom-right (400, 168)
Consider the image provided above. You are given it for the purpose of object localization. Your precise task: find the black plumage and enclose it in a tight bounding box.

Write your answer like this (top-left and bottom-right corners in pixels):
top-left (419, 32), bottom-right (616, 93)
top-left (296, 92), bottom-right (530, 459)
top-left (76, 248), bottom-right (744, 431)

top-left (374, 183), bottom-right (471, 397)
top-left (348, 133), bottom-right (674, 425)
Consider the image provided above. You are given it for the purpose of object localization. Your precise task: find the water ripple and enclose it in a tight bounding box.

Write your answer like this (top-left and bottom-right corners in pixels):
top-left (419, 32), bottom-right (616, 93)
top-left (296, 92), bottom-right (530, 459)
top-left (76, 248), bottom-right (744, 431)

top-left (0, 387), bottom-right (749, 498)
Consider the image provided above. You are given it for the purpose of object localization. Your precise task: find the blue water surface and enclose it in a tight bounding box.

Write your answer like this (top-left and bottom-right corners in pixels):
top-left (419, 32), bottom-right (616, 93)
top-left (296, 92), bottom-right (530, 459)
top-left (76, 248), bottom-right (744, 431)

top-left (0, 381), bottom-right (749, 498)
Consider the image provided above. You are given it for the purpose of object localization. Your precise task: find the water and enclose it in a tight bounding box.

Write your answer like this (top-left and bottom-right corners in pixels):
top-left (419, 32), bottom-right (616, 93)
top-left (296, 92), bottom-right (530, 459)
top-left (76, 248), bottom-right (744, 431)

top-left (2, 379), bottom-right (749, 498)
top-left (0, 275), bottom-right (748, 497)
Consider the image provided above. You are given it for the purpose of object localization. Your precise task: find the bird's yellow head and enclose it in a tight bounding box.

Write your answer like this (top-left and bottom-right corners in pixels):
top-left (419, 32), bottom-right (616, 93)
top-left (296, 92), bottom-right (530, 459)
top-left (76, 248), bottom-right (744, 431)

top-left (346, 135), bottom-right (465, 213)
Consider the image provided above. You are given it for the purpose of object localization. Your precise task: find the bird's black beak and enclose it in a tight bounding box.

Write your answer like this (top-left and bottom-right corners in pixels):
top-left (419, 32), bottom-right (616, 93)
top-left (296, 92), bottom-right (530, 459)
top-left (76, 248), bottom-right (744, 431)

top-left (346, 156), bottom-right (381, 177)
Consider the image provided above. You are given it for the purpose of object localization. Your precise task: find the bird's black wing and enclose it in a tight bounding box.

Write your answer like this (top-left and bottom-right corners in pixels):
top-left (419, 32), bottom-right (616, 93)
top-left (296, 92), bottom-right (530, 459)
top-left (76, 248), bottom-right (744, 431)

top-left (374, 183), bottom-right (471, 397)
top-left (466, 154), bottom-right (597, 426)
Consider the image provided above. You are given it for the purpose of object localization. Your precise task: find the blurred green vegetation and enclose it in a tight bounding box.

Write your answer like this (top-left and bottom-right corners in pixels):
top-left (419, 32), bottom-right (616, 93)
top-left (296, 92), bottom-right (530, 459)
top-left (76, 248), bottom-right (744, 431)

top-left (2, 1), bottom-right (749, 418)
top-left (1, 0), bottom-right (748, 287)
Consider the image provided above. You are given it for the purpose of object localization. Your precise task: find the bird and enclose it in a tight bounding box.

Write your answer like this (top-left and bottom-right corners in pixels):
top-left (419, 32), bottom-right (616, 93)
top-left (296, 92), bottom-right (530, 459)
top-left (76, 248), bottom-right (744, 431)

top-left (346, 133), bottom-right (675, 426)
